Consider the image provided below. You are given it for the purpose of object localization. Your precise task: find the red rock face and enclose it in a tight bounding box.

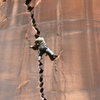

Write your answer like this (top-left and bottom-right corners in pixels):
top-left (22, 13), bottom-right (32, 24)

top-left (0, 0), bottom-right (100, 100)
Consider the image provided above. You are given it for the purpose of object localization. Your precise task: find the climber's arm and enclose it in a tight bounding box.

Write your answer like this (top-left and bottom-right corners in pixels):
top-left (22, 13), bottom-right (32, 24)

top-left (30, 43), bottom-right (39, 50)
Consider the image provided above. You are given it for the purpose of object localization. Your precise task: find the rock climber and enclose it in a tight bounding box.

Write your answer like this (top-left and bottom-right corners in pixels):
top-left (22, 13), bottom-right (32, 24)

top-left (30, 34), bottom-right (58, 65)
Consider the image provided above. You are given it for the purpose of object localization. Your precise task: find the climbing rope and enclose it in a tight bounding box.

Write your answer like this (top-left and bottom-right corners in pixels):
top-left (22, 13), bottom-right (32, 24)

top-left (25, 0), bottom-right (47, 100)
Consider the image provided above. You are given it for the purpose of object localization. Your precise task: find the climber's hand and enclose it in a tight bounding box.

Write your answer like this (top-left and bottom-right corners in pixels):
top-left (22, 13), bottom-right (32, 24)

top-left (30, 44), bottom-right (38, 50)
top-left (29, 45), bottom-right (33, 48)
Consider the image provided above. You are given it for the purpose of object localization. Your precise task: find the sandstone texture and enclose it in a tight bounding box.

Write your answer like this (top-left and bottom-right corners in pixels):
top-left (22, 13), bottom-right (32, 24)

top-left (0, 0), bottom-right (100, 100)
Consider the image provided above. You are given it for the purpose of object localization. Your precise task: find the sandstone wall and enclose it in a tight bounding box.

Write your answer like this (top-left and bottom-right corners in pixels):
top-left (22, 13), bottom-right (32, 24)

top-left (0, 0), bottom-right (100, 100)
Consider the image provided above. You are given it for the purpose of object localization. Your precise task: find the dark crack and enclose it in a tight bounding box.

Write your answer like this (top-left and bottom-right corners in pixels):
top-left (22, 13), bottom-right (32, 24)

top-left (25, 0), bottom-right (47, 100)
top-left (39, 65), bottom-right (47, 100)
top-left (25, 0), bottom-right (31, 5)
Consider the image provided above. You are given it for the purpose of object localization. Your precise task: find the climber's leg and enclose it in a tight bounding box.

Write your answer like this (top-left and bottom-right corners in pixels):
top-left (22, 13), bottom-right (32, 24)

top-left (46, 48), bottom-right (58, 61)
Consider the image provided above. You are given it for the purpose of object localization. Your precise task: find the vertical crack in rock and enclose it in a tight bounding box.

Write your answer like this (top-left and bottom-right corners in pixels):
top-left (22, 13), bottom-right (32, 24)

top-left (39, 66), bottom-right (47, 100)
top-left (25, 0), bottom-right (31, 5)
top-left (25, 0), bottom-right (47, 100)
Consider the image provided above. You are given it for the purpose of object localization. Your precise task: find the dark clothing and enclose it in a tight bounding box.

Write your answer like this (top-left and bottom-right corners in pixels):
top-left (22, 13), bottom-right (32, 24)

top-left (38, 45), bottom-right (54, 61)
